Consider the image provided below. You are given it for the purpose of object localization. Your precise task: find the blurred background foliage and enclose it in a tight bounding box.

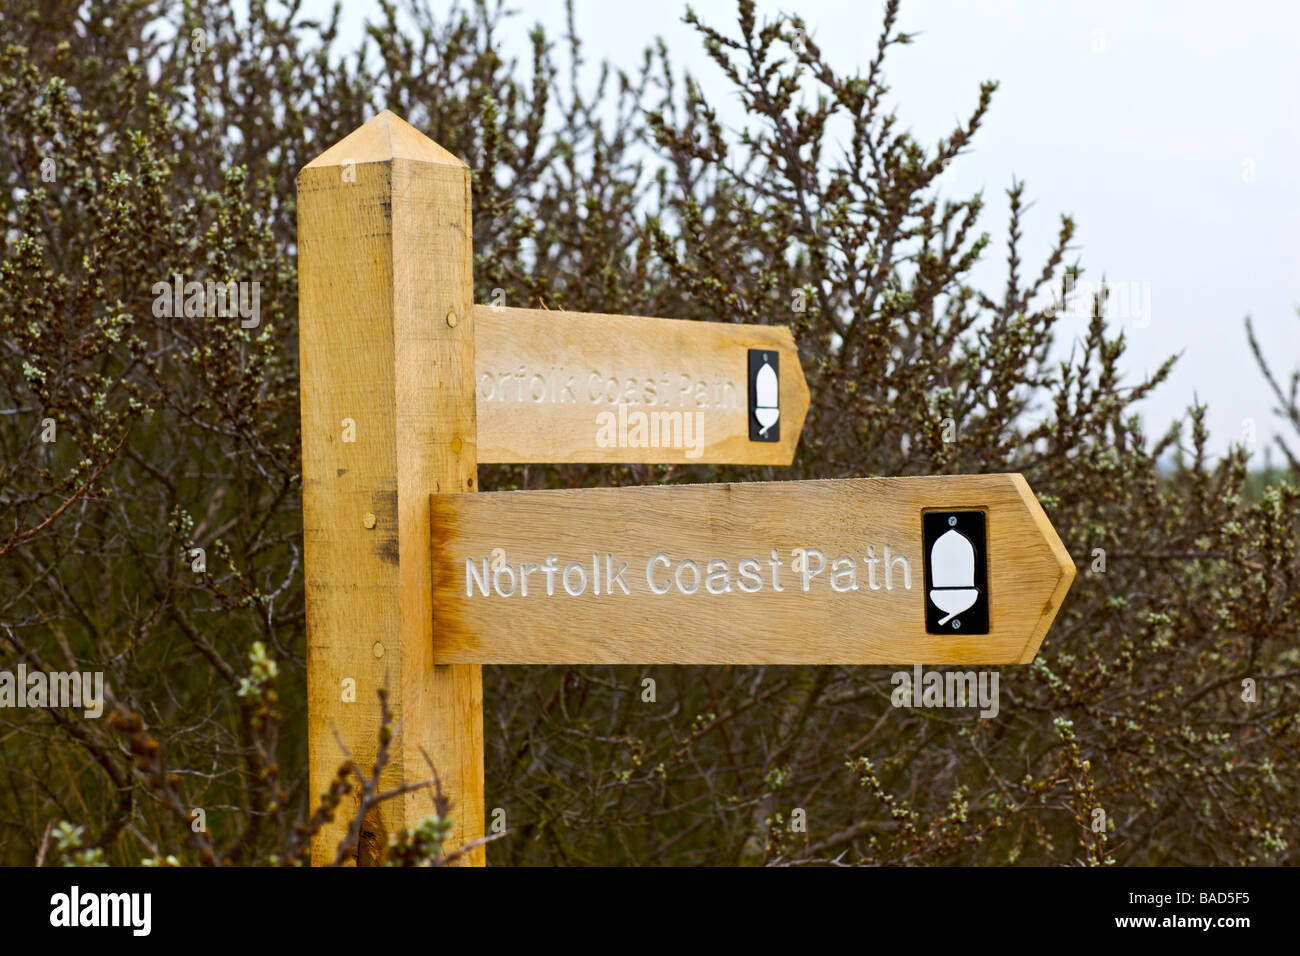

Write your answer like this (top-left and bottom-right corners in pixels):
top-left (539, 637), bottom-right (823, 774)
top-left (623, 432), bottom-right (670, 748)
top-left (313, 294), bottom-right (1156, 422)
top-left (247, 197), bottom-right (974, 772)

top-left (0, 0), bottom-right (1296, 865)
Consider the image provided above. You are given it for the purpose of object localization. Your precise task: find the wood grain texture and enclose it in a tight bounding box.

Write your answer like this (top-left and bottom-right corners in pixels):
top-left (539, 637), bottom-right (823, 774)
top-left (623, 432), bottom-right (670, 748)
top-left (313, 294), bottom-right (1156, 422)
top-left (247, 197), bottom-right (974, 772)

top-left (473, 306), bottom-right (809, 464)
top-left (299, 110), bottom-right (483, 866)
top-left (431, 474), bottom-right (1075, 665)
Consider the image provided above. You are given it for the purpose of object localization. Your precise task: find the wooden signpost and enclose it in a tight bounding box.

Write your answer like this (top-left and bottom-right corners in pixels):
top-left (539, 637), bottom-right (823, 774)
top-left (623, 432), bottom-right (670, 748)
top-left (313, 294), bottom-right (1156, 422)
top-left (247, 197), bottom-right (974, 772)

top-left (297, 111), bottom-right (1076, 867)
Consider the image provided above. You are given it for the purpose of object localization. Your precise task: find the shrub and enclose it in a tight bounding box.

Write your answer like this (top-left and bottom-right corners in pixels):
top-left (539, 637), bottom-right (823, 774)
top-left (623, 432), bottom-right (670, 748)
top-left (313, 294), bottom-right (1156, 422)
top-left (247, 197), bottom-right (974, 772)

top-left (0, 0), bottom-right (1295, 865)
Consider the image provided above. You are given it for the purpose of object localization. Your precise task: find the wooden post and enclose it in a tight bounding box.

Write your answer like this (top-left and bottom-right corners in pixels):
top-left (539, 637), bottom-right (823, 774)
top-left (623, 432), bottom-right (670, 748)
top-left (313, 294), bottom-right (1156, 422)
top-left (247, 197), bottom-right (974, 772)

top-left (298, 111), bottom-right (483, 865)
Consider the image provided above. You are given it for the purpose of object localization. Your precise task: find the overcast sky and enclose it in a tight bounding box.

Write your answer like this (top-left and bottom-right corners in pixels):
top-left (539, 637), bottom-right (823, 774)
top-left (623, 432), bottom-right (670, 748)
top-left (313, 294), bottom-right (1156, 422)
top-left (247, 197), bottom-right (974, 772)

top-left (306, 0), bottom-right (1299, 460)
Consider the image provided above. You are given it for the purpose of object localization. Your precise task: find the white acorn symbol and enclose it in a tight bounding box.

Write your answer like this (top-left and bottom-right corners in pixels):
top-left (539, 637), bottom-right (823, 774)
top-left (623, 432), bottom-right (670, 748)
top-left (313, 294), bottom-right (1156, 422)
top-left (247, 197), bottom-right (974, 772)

top-left (929, 528), bottom-right (979, 626)
top-left (754, 355), bottom-right (779, 437)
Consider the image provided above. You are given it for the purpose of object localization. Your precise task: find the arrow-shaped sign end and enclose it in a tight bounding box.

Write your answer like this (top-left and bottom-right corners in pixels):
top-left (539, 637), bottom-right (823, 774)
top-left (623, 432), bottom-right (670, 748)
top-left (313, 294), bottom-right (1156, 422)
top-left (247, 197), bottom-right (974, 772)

top-left (1008, 474), bottom-right (1077, 663)
top-left (773, 325), bottom-right (812, 466)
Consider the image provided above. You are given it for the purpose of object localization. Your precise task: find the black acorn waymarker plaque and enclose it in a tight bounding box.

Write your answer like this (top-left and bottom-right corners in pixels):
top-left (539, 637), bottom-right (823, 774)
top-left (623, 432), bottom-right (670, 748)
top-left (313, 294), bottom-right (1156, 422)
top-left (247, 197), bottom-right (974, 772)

top-left (748, 349), bottom-right (780, 442)
top-left (922, 510), bottom-right (990, 634)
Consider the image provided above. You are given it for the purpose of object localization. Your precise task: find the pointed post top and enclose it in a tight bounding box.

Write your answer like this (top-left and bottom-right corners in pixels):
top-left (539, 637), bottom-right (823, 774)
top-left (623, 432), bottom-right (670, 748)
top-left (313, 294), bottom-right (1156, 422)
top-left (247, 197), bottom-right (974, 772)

top-left (302, 109), bottom-right (466, 171)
